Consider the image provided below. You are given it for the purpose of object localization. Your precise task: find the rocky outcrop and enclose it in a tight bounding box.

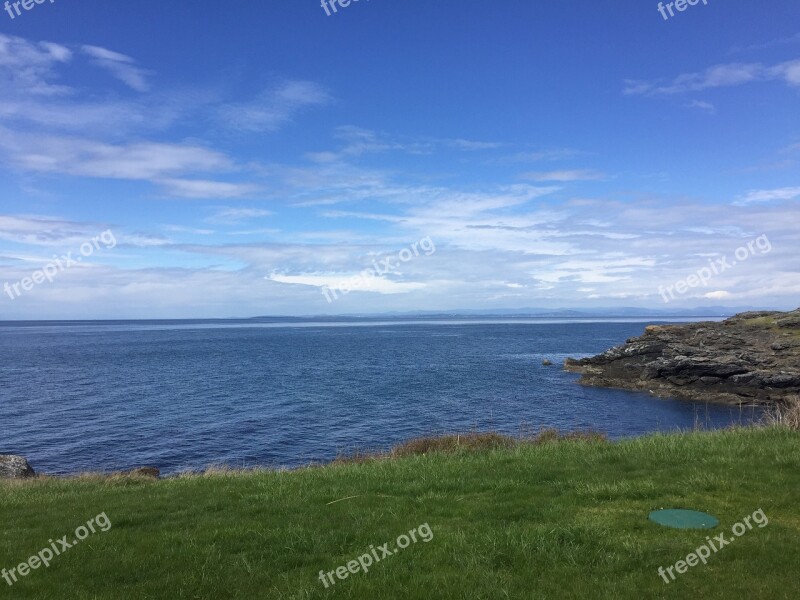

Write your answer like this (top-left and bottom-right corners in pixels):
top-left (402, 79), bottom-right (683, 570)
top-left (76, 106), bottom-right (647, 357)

top-left (565, 309), bottom-right (800, 405)
top-left (0, 455), bottom-right (36, 479)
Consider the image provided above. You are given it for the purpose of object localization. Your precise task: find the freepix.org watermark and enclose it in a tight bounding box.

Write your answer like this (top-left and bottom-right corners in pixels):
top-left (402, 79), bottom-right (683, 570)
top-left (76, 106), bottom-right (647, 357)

top-left (3, 230), bottom-right (117, 301)
top-left (322, 236), bottom-right (436, 304)
top-left (4, 0), bottom-right (55, 21)
top-left (657, 0), bottom-right (708, 22)
top-left (318, 523), bottom-right (433, 588)
top-left (320, 0), bottom-right (368, 17)
top-left (658, 234), bottom-right (771, 303)
top-left (2, 512), bottom-right (112, 587)
top-left (658, 508), bottom-right (768, 584)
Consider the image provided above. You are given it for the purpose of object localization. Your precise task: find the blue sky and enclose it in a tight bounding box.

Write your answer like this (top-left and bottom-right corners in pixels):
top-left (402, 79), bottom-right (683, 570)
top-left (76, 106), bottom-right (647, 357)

top-left (0, 0), bottom-right (798, 318)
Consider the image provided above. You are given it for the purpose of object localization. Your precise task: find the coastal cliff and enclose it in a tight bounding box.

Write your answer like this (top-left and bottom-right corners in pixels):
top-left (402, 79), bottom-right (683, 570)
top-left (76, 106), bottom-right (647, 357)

top-left (565, 309), bottom-right (800, 405)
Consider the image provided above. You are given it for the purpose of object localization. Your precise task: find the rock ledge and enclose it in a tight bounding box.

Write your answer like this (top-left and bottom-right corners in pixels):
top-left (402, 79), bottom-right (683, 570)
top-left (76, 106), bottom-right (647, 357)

top-left (565, 309), bottom-right (800, 405)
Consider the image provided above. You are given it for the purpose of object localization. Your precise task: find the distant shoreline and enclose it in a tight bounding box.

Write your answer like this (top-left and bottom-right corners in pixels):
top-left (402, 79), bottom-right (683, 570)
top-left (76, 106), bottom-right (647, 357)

top-left (0, 316), bottom-right (728, 328)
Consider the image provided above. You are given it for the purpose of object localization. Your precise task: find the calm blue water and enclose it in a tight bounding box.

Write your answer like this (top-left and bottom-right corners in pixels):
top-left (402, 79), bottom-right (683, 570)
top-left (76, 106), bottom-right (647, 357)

top-left (0, 319), bottom-right (760, 475)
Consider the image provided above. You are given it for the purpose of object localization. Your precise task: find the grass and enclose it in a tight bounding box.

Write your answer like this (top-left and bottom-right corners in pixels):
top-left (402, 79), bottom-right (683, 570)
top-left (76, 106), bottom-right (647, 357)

top-left (2, 426), bottom-right (799, 599)
top-left (331, 429), bottom-right (608, 464)
top-left (738, 315), bottom-right (779, 328)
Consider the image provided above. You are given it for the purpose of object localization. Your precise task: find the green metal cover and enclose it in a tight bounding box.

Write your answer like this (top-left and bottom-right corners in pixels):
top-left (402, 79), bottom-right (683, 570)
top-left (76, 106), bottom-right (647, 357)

top-left (649, 509), bottom-right (719, 529)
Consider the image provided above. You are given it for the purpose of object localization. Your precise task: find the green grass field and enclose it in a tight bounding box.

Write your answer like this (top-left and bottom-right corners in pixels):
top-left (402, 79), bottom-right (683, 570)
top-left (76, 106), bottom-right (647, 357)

top-left (2, 427), bottom-right (799, 599)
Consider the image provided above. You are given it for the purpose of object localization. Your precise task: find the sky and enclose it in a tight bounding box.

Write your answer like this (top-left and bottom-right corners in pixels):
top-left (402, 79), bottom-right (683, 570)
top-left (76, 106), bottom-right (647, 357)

top-left (0, 0), bottom-right (798, 319)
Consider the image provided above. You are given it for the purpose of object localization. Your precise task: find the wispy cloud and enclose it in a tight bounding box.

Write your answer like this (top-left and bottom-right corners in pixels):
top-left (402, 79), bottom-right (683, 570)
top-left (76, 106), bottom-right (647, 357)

top-left (624, 58), bottom-right (800, 95)
top-left (0, 34), bottom-right (192, 136)
top-left (219, 80), bottom-right (330, 132)
top-left (0, 33), bottom-right (72, 96)
top-left (0, 214), bottom-right (167, 248)
top-left (686, 99), bottom-right (715, 113)
top-left (703, 290), bottom-right (731, 299)
top-left (729, 32), bottom-right (800, 54)
top-left (81, 45), bottom-right (151, 92)
top-left (446, 138), bottom-right (503, 151)
top-left (0, 215), bottom-right (101, 246)
top-left (2, 35), bottom-right (152, 97)
top-left (735, 187), bottom-right (800, 205)
top-left (328, 125), bottom-right (406, 157)
top-left (157, 179), bottom-right (261, 199)
top-left (495, 148), bottom-right (585, 163)
top-left (206, 207), bottom-right (272, 224)
top-left (0, 132), bottom-right (233, 180)
top-left (521, 169), bottom-right (606, 182)
top-left (0, 128), bottom-right (270, 198)
top-left (268, 273), bottom-right (426, 295)
top-left (307, 127), bottom-right (505, 162)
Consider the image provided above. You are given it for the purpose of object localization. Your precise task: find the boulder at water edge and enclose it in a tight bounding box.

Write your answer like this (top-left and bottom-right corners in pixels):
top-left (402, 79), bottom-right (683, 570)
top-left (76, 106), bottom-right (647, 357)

top-left (0, 455), bottom-right (36, 479)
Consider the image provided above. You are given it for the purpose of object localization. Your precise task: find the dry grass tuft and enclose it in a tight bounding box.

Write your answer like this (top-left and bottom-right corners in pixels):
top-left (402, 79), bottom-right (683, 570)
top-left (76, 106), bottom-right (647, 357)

top-left (390, 432), bottom-right (516, 457)
top-left (333, 428), bottom-right (608, 464)
top-left (762, 396), bottom-right (800, 430)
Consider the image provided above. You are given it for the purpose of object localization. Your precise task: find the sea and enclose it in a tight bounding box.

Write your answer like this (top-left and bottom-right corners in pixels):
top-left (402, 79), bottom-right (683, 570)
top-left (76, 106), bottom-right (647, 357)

top-left (0, 318), bottom-right (761, 475)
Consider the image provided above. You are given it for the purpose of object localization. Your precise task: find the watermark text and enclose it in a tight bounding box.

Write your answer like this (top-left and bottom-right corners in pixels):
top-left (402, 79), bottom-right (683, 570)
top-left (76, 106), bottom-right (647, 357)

top-left (2, 512), bottom-right (112, 587)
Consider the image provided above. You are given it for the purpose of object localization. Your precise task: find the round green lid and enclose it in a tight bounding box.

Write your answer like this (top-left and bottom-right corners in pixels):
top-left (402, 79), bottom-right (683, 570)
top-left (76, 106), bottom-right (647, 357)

top-left (649, 509), bottom-right (719, 529)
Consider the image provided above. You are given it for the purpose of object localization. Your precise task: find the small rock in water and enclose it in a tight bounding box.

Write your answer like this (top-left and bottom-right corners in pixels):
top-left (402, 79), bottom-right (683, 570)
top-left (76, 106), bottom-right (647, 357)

top-left (0, 455), bottom-right (36, 479)
top-left (542, 359), bottom-right (554, 366)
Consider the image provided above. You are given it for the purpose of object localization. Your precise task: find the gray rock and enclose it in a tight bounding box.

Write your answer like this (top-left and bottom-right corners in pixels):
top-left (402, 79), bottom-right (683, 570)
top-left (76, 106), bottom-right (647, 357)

top-left (777, 315), bottom-right (800, 328)
top-left (730, 372), bottom-right (758, 385)
top-left (565, 308), bottom-right (800, 405)
top-left (0, 455), bottom-right (35, 479)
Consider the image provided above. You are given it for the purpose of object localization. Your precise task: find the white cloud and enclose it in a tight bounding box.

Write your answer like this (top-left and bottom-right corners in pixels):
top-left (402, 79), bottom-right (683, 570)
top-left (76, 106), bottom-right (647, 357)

top-left (522, 169), bottom-right (606, 182)
top-left (0, 130), bottom-right (233, 178)
top-left (624, 57), bottom-right (800, 95)
top-left (163, 225), bottom-right (216, 236)
top-left (735, 187), bottom-right (800, 205)
top-left (0, 129), bottom-right (269, 198)
top-left (0, 35), bottom-right (152, 96)
top-left (81, 45), bottom-right (151, 92)
top-left (268, 273), bottom-right (426, 295)
top-left (495, 148), bottom-right (584, 163)
top-left (0, 215), bottom-right (99, 246)
top-left (0, 33), bottom-right (72, 96)
top-left (206, 207), bottom-right (272, 224)
top-left (157, 179), bottom-right (261, 199)
top-left (0, 214), bottom-right (168, 249)
top-left (686, 100), bottom-right (715, 113)
top-left (703, 291), bottom-right (731, 300)
top-left (769, 59), bottom-right (800, 86)
top-left (219, 80), bottom-right (330, 132)
top-left (447, 138), bottom-right (503, 151)
top-left (310, 128), bottom-right (506, 162)
top-left (729, 32), bottom-right (800, 54)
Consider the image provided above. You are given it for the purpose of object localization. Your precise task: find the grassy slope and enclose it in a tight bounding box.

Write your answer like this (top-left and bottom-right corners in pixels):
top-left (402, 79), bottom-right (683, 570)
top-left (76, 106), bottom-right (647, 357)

top-left (2, 427), bottom-right (799, 599)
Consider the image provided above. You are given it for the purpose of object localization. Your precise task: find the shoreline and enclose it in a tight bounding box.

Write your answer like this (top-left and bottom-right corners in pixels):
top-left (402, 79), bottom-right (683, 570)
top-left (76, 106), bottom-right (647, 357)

top-left (2, 420), bottom-right (776, 481)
